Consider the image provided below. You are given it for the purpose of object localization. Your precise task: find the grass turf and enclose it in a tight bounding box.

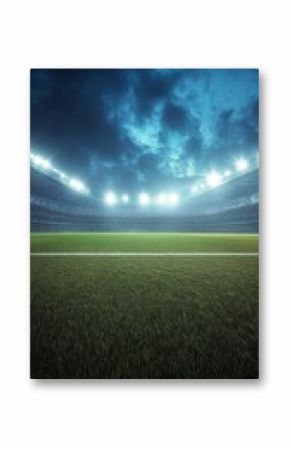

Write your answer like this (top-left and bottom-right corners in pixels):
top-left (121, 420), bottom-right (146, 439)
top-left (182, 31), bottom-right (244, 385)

top-left (30, 233), bottom-right (259, 379)
top-left (31, 232), bottom-right (258, 253)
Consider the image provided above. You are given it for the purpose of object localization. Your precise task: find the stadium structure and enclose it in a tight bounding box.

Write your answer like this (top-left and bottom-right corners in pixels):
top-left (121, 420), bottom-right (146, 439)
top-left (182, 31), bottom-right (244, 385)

top-left (30, 152), bottom-right (259, 233)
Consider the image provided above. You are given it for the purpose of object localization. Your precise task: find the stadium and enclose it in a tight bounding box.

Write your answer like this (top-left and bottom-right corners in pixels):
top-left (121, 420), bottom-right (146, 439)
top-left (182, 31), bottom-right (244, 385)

top-left (30, 69), bottom-right (259, 379)
top-left (31, 152), bottom-right (258, 233)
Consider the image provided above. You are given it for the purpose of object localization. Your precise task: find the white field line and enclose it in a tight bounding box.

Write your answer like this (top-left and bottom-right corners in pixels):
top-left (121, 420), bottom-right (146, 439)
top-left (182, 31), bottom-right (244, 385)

top-left (31, 252), bottom-right (259, 257)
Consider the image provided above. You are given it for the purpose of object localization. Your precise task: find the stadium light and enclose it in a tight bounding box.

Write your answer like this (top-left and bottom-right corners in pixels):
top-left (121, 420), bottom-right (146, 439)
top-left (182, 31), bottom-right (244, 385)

top-left (206, 171), bottom-right (222, 188)
top-left (31, 152), bottom-right (91, 196)
top-left (235, 158), bottom-right (248, 172)
top-left (104, 191), bottom-right (117, 206)
top-left (31, 154), bottom-right (51, 170)
top-left (169, 192), bottom-right (179, 205)
top-left (157, 193), bottom-right (167, 205)
top-left (224, 169), bottom-right (231, 177)
top-left (191, 185), bottom-right (199, 193)
top-left (139, 192), bottom-right (150, 206)
top-left (69, 178), bottom-right (87, 193)
top-left (121, 193), bottom-right (129, 203)
top-left (156, 192), bottom-right (179, 206)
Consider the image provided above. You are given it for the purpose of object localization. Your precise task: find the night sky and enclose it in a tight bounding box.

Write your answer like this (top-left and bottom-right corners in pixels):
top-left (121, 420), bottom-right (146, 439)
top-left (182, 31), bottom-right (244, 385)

top-left (31, 69), bottom-right (259, 196)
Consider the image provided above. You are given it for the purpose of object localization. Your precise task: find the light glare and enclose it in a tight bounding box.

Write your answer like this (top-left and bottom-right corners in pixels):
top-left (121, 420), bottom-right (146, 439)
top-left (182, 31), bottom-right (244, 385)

top-left (121, 193), bottom-right (129, 203)
top-left (157, 193), bottom-right (167, 205)
top-left (235, 158), bottom-right (248, 172)
top-left (206, 171), bottom-right (222, 188)
top-left (169, 192), bottom-right (179, 205)
top-left (32, 154), bottom-right (51, 170)
top-left (139, 192), bottom-right (150, 206)
top-left (104, 191), bottom-right (117, 206)
top-left (69, 178), bottom-right (87, 193)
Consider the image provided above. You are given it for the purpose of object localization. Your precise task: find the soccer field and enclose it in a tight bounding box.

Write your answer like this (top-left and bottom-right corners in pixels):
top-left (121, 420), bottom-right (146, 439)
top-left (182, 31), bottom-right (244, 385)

top-left (30, 233), bottom-right (259, 379)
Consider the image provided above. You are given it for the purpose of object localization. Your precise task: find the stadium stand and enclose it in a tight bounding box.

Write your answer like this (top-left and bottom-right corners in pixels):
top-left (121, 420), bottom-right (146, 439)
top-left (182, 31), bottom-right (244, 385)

top-left (31, 167), bottom-right (259, 232)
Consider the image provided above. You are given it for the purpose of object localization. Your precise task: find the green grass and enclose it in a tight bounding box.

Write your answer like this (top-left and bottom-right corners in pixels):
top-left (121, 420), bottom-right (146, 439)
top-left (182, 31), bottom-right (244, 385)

top-left (31, 232), bottom-right (258, 253)
top-left (30, 233), bottom-right (259, 379)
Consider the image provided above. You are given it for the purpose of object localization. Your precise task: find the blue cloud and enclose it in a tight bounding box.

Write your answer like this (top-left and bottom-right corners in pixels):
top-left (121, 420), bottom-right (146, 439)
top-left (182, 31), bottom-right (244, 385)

top-left (31, 69), bottom-right (258, 192)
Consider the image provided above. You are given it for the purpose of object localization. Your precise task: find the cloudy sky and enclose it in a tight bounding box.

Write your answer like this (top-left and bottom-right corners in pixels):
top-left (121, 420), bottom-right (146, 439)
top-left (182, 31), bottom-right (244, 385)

top-left (31, 69), bottom-right (258, 195)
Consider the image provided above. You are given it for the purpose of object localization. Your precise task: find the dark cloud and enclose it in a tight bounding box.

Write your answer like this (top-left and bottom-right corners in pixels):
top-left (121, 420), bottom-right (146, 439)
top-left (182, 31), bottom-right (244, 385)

top-left (162, 102), bottom-right (189, 132)
top-left (31, 69), bottom-right (259, 193)
top-left (212, 97), bottom-right (259, 166)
